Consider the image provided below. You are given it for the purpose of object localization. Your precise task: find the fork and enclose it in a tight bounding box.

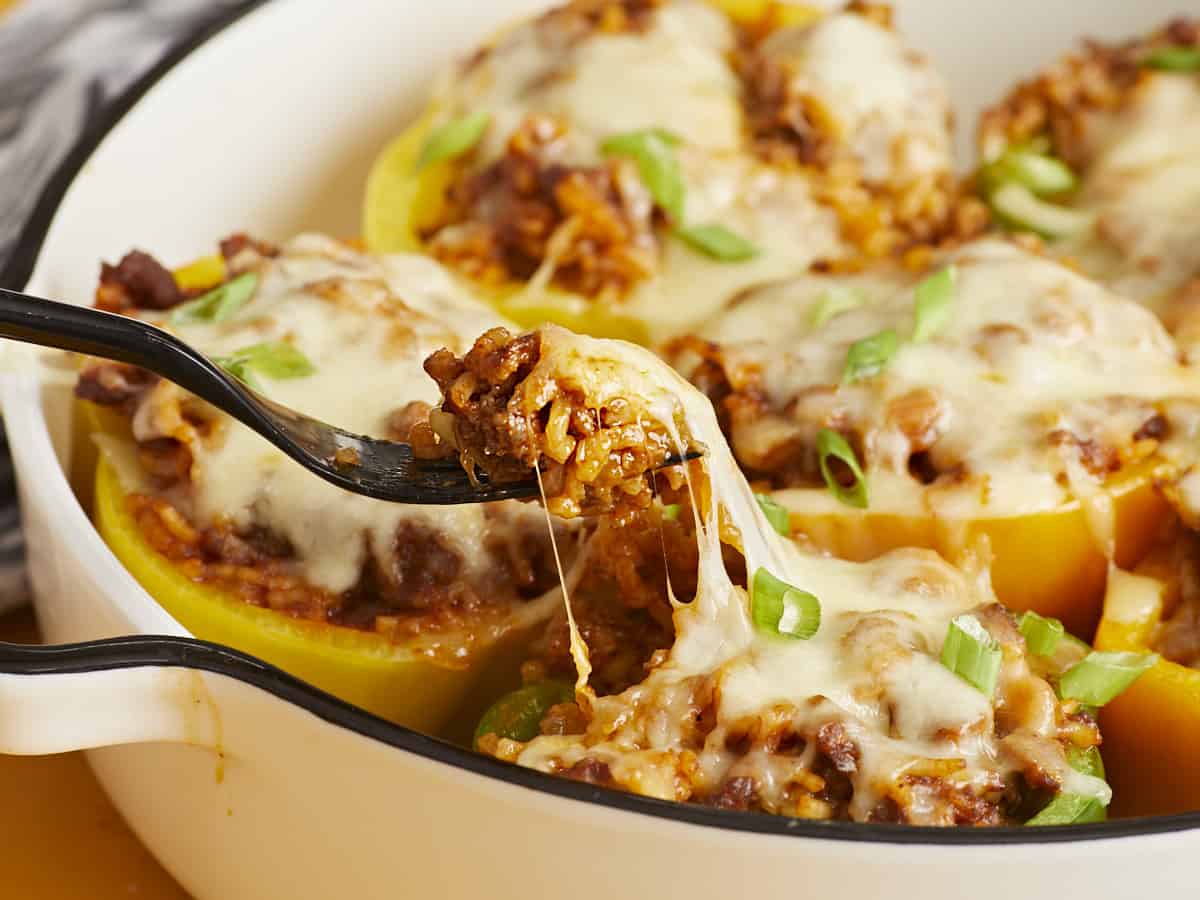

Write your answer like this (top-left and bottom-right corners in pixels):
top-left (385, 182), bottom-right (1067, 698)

top-left (0, 288), bottom-right (692, 504)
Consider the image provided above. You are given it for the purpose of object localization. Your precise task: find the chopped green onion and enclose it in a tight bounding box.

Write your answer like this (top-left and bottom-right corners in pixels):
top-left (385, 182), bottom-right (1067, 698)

top-left (751, 568), bottom-right (820, 640)
top-left (911, 265), bottom-right (956, 342)
top-left (600, 129), bottom-right (685, 222)
top-left (1026, 745), bottom-right (1108, 826)
top-left (940, 615), bottom-right (1002, 697)
top-left (843, 328), bottom-right (898, 382)
top-left (815, 428), bottom-right (868, 509)
top-left (1143, 46), bottom-right (1200, 71)
top-left (1058, 651), bottom-right (1158, 707)
top-left (983, 147), bottom-right (1077, 197)
top-left (415, 111), bottom-right (491, 170)
top-left (754, 493), bottom-right (790, 536)
top-left (637, 127), bottom-right (682, 147)
top-left (214, 340), bottom-right (316, 389)
top-left (169, 272), bottom-right (258, 326)
top-left (601, 128), bottom-right (682, 153)
top-left (676, 224), bottom-right (759, 262)
top-left (661, 503), bottom-right (682, 521)
top-left (810, 287), bottom-right (865, 328)
top-left (473, 681), bottom-right (575, 750)
top-left (987, 182), bottom-right (1094, 240)
top-left (1018, 611), bottom-right (1064, 657)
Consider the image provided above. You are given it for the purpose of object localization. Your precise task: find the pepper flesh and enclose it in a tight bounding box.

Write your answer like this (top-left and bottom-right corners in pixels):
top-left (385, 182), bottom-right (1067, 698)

top-left (1094, 566), bottom-right (1200, 817)
top-left (91, 454), bottom-right (541, 737)
top-left (781, 462), bottom-right (1172, 639)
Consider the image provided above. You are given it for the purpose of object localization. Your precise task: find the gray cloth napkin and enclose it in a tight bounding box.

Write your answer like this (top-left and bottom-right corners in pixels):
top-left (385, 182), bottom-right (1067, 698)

top-left (0, 0), bottom-right (255, 612)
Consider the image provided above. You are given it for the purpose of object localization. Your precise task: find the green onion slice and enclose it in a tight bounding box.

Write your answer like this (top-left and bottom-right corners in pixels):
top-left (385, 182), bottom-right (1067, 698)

top-left (1026, 745), bottom-right (1108, 826)
top-left (987, 182), bottom-right (1094, 240)
top-left (754, 493), bottom-right (790, 536)
top-left (416, 111), bottom-right (492, 170)
top-left (473, 681), bottom-right (575, 750)
top-left (600, 129), bottom-right (685, 222)
top-left (940, 615), bottom-right (1003, 697)
top-left (169, 272), bottom-right (258, 326)
top-left (810, 287), bottom-right (865, 328)
top-left (751, 568), bottom-right (820, 640)
top-left (214, 340), bottom-right (316, 389)
top-left (912, 265), bottom-right (956, 342)
top-left (676, 224), bottom-right (759, 262)
top-left (661, 503), bottom-right (682, 521)
top-left (1018, 611), bottom-right (1064, 657)
top-left (816, 428), bottom-right (868, 509)
top-left (1143, 46), bottom-right (1200, 71)
top-left (983, 147), bottom-right (1077, 197)
top-left (1057, 650), bottom-right (1158, 707)
top-left (843, 329), bottom-right (898, 382)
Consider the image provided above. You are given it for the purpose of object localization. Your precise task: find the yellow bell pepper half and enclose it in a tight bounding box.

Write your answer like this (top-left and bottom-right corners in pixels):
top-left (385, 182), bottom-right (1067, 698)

top-left (785, 464), bottom-right (1173, 640)
top-left (362, 0), bottom-right (816, 347)
top-left (92, 457), bottom-right (543, 737)
top-left (1095, 566), bottom-right (1200, 817)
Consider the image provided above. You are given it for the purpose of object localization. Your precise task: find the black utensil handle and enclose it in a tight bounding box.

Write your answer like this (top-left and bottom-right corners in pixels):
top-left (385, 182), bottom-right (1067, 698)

top-left (0, 287), bottom-right (274, 438)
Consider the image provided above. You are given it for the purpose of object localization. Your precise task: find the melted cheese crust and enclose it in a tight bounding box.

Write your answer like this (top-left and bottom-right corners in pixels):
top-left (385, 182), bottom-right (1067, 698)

top-left (684, 238), bottom-right (1200, 520)
top-left (508, 328), bottom-right (1103, 821)
top-left (128, 235), bottom-right (552, 600)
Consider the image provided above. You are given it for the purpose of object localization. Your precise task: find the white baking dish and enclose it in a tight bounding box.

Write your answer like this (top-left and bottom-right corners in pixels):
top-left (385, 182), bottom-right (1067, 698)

top-left (1, 1), bottom-right (1199, 898)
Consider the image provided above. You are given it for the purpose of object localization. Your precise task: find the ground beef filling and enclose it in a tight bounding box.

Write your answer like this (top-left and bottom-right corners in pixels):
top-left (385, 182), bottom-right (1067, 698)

top-left (522, 501), bottom-right (698, 695)
top-left (424, 326), bottom-right (678, 518)
top-left (499, 601), bottom-right (1103, 825)
top-left (424, 115), bottom-right (660, 299)
top-left (978, 18), bottom-right (1200, 167)
top-left (114, 453), bottom-right (556, 641)
top-left (95, 250), bottom-right (185, 313)
top-left (1132, 528), bottom-right (1200, 669)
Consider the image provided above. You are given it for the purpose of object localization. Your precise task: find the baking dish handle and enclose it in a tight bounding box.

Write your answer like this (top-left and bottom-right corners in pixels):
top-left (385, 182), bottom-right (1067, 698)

top-left (0, 638), bottom-right (225, 754)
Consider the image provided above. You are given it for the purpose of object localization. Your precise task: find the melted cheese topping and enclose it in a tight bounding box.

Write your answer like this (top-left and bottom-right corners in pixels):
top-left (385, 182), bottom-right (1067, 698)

top-left (514, 328), bottom-right (1105, 817)
top-left (692, 237), bottom-right (1200, 518)
top-left (440, 1), bottom-right (743, 162)
top-left (431, 1), bottom-right (953, 341)
top-left (130, 234), bottom-right (549, 598)
top-left (1060, 74), bottom-right (1200, 313)
top-left (758, 11), bottom-right (952, 184)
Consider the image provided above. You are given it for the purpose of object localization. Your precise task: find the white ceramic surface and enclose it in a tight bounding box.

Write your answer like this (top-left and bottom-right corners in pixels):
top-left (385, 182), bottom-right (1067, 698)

top-left (3, 2), bottom-right (1200, 898)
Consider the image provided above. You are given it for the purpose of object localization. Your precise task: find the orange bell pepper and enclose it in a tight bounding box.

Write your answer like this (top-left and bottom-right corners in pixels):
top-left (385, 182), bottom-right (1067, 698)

top-left (781, 462), bottom-right (1173, 639)
top-left (1094, 564), bottom-right (1200, 817)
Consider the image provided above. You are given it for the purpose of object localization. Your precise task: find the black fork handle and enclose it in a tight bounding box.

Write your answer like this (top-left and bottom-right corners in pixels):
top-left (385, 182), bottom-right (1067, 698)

top-left (0, 287), bottom-right (280, 442)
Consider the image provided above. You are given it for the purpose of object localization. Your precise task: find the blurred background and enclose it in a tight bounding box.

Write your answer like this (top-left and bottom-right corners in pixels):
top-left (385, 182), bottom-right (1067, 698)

top-left (0, 4), bottom-right (251, 896)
